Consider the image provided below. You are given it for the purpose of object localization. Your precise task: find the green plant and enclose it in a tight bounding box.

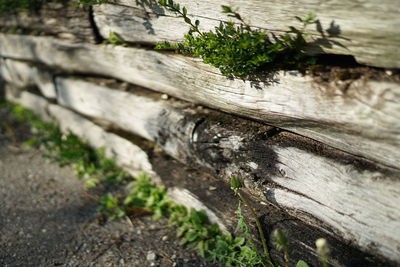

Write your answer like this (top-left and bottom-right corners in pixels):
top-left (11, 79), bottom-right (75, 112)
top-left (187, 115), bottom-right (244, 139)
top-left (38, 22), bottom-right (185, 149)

top-left (9, 104), bottom-right (129, 189)
top-left (124, 172), bottom-right (172, 219)
top-left (296, 260), bottom-right (310, 267)
top-left (231, 176), bottom-right (273, 266)
top-left (231, 176), bottom-right (318, 267)
top-left (169, 205), bottom-right (265, 266)
top-left (105, 171), bottom-right (268, 266)
top-left (102, 31), bottom-right (127, 46)
top-left (99, 192), bottom-right (126, 219)
top-left (155, 1), bottom-right (317, 76)
top-left (75, 0), bottom-right (316, 76)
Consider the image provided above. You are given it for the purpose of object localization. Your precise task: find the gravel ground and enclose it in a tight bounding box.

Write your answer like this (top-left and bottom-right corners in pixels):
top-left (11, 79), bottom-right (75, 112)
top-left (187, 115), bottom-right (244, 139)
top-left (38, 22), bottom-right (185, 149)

top-left (0, 106), bottom-right (217, 267)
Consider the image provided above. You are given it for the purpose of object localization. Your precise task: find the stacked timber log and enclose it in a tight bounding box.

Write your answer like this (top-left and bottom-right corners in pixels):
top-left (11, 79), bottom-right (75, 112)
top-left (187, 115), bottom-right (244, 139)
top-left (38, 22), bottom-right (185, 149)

top-left (0, 1), bottom-right (399, 266)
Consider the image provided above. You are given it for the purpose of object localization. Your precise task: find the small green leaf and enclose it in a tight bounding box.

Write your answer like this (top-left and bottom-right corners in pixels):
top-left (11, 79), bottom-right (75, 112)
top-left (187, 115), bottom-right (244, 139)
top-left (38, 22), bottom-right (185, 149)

top-left (304, 12), bottom-right (317, 24)
top-left (184, 17), bottom-right (191, 24)
top-left (234, 237), bottom-right (245, 246)
top-left (230, 176), bottom-right (242, 190)
top-left (296, 260), bottom-right (310, 267)
top-left (221, 5), bottom-right (232, 13)
top-left (182, 7), bottom-right (187, 16)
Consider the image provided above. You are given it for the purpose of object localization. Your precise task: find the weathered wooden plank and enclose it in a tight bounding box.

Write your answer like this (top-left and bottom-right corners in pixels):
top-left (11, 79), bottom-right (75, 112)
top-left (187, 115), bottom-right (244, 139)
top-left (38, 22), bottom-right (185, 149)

top-left (0, 58), bottom-right (56, 99)
top-left (5, 89), bottom-right (156, 178)
top-left (0, 34), bottom-right (398, 168)
top-left (0, 1), bottom-right (96, 43)
top-left (7, 88), bottom-right (398, 266)
top-left (93, 4), bottom-right (217, 43)
top-left (49, 104), bottom-right (158, 179)
top-left (5, 85), bottom-right (53, 122)
top-left (54, 77), bottom-right (400, 263)
top-left (5, 89), bottom-right (230, 234)
top-left (94, 1), bottom-right (400, 68)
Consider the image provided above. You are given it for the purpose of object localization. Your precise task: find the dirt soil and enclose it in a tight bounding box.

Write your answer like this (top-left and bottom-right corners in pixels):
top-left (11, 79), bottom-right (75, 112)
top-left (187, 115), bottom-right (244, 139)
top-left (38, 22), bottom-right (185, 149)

top-left (0, 107), bottom-right (217, 267)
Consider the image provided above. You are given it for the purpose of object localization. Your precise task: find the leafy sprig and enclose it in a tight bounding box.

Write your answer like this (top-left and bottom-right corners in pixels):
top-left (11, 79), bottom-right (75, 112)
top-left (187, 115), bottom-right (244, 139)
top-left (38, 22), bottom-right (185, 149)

top-left (75, 0), bottom-right (317, 76)
top-left (155, 0), bottom-right (317, 76)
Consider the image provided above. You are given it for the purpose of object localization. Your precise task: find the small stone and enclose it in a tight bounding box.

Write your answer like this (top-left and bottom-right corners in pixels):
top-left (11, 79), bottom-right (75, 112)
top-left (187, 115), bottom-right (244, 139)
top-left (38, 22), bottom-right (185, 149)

top-left (161, 94), bottom-right (169, 100)
top-left (162, 235), bottom-right (168, 241)
top-left (208, 186), bottom-right (217, 191)
top-left (146, 251), bottom-right (157, 261)
top-left (386, 70), bottom-right (393, 76)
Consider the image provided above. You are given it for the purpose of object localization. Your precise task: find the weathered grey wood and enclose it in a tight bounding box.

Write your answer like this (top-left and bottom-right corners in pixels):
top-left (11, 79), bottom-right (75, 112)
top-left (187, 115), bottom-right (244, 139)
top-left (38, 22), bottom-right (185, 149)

top-left (5, 89), bottom-right (156, 178)
top-left (6, 89), bottom-right (231, 232)
top-left (54, 77), bottom-right (400, 263)
top-left (0, 1), bottom-right (96, 43)
top-left (5, 86), bottom-right (53, 122)
top-left (94, 1), bottom-right (400, 68)
top-left (93, 4), bottom-right (217, 43)
top-left (6, 87), bottom-right (398, 266)
top-left (0, 34), bottom-right (399, 168)
top-left (0, 58), bottom-right (56, 99)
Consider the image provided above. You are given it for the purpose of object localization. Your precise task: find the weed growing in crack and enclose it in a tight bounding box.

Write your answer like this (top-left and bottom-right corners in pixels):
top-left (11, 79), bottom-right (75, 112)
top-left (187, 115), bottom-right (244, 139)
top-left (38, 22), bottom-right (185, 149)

top-left (102, 31), bottom-right (128, 46)
top-left (96, 172), bottom-right (268, 266)
top-left (154, 1), bottom-right (317, 76)
top-left (76, 0), bottom-right (317, 77)
top-left (230, 176), bottom-right (332, 267)
top-left (231, 176), bottom-right (273, 266)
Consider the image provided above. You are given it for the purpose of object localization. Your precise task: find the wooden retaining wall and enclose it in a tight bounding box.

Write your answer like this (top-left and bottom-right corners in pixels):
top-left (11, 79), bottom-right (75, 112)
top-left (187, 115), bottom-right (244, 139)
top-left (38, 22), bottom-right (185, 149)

top-left (1, 1), bottom-right (399, 266)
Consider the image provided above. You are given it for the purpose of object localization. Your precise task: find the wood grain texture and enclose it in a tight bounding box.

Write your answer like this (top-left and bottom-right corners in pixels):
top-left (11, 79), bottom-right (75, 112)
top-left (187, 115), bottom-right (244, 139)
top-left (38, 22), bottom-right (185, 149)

top-left (5, 86), bottom-right (53, 122)
top-left (5, 89), bottom-right (156, 179)
top-left (0, 2), bottom-right (96, 43)
top-left (0, 34), bottom-right (398, 168)
top-left (7, 90), bottom-right (393, 266)
top-left (5, 89), bottom-right (232, 237)
top-left (0, 58), bottom-right (56, 99)
top-left (54, 77), bottom-right (400, 262)
top-left (94, 0), bottom-right (400, 68)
